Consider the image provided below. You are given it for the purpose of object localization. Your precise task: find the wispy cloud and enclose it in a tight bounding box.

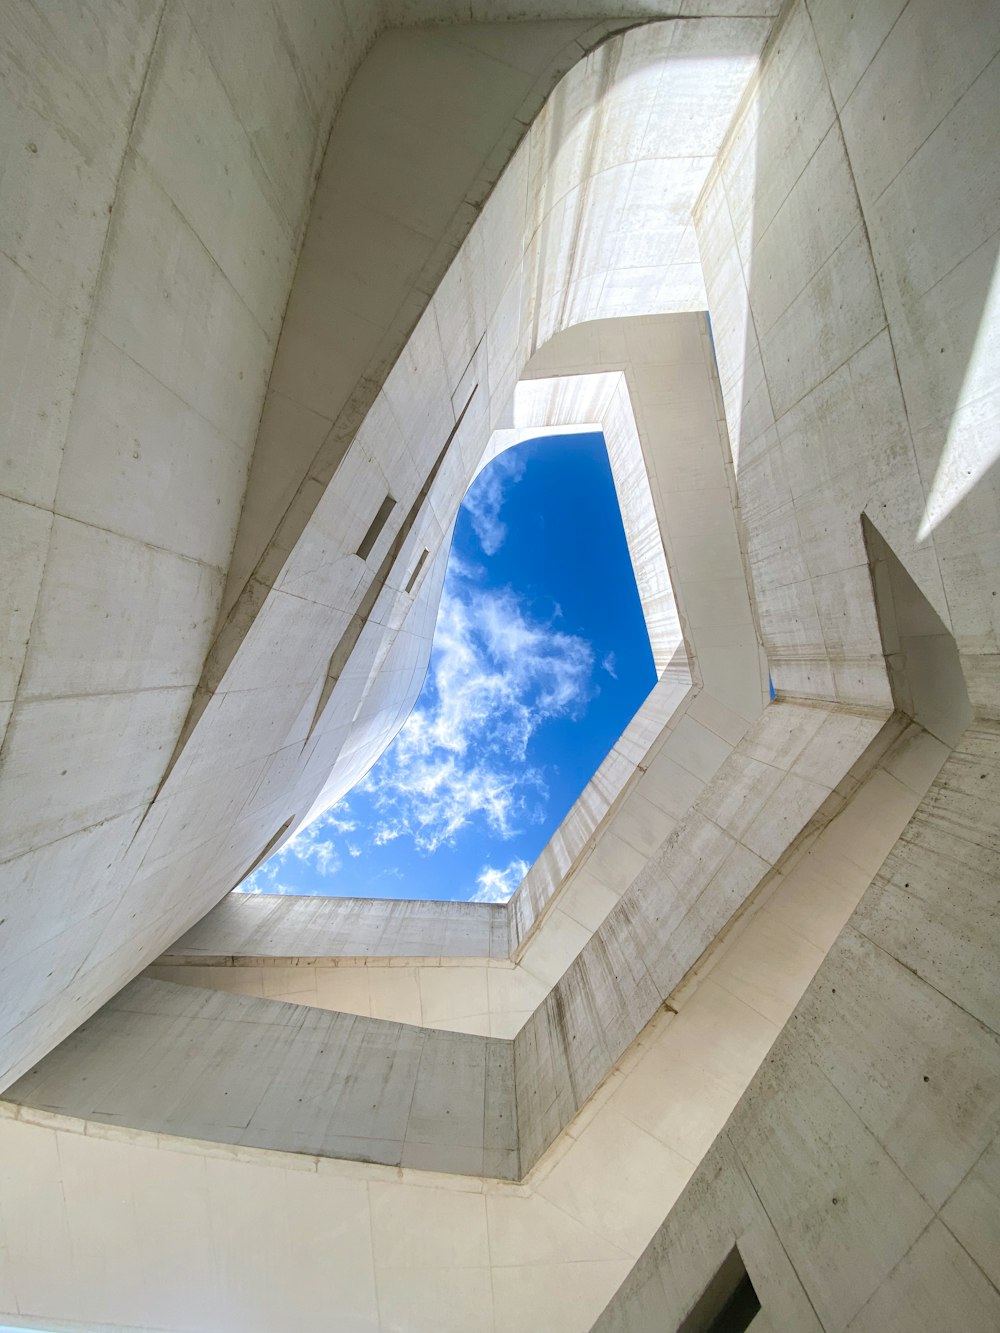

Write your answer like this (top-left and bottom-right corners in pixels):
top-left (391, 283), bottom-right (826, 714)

top-left (362, 566), bottom-right (594, 856)
top-left (239, 458), bottom-right (600, 900)
top-left (463, 450), bottom-right (525, 555)
top-left (324, 812), bottom-right (357, 835)
top-left (471, 857), bottom-right (530, 903)
top-left (601, 651), bottom-right (617, 679)
top-left (242, 880), bottom-right (326, 896)
top-left (238, 811), bottom-right (348, 893)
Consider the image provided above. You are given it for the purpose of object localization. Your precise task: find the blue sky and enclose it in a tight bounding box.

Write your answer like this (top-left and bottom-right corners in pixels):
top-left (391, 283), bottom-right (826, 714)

top-left (241, 432), bottom-right (655, 902)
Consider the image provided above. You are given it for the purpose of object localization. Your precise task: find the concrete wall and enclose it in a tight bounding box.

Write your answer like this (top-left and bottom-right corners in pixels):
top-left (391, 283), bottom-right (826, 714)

top-left (593, 717), bottom-right (1000, 1333)
top-left (0, 716), bottom-right (947, 1332)
top-left (0, 0), bottom-right (377, 1086)
top-left (589, 0), bottom-right (1000, 1323)
top-left (218, 19), bottom-right (627, 626)
top-left (696, 0), bottom-right (1000, 717)
top-left (0, 14), bottom-right (773, 1091)
top-left (160, 893), bottom-right (507, 961)
top-left (8, 976), bottom-right (520, 1179)
top-left (2, 1), bottom-right (998, 1328)
top-left (6, 698), bottom-right (904, 1180)
top-left (510, 698), bottom-right (894, 1168)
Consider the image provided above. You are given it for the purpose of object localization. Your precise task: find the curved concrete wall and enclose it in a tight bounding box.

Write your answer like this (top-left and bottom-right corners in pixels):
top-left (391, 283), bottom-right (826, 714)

top-left (2, 0), bottom-right (999, 1329)
top-left (1, 16), bottom-right (773, 1089)
top-left (0, 0), bottom-right (380, 1087)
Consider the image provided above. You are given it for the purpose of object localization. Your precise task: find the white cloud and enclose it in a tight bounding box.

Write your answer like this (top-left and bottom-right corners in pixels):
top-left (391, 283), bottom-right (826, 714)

top-left (462, 451), bottom-right (525, 555)
top-left (324, 810), bottom-right (357, 835)
top-left (379, 754), bottom-right (537, 852)
top-left (470, 857), bottom-right (530, 903)
top-left (412, 582), bottom-right (593, 763)
top-left (601, 651), bottom-right (617, 679)
top-left (239, 541), bottom-right (597, 893)
top-left (282, 822), bottom-right (341, 876)
top-left (373, 824), bottom-right (404, 846)
top-left (271, 881), bottom-right (324, 896)
top-left (238, 877), bottom-right (323, 896)
top-left (363, 570), bottom-right (594, 853)
top-left (235, 810), bottom-right (347, 892)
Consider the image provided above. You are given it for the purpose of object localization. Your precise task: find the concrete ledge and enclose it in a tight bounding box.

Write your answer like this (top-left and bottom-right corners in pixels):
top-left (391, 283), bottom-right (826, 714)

top-left (164, 893), bottom-right (509, 961)
top-left (4, 977), bottom-right (519, 1180)
top-left (8, 700), bottom-right (901, 1180)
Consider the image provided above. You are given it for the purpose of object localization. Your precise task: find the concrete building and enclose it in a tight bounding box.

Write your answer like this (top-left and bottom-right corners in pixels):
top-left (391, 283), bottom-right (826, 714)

top-left (1, 0), bottom-right (998, 1328)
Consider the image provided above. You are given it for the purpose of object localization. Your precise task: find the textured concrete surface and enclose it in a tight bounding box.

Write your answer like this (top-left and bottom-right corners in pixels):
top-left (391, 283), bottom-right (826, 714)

top-left (511, 699), bottom-right (895, 1168)
top-left (6, 700), bottom-right (899, 1180)
top-left (594, 720), bottom-right (1000, 1333)
top-left (1, 14), bottom-right (772, 1091)
top-left (164, 893), bottom-right (509, 962)
top-left (6, 976), bottom-right (519, 1180)
top-left (0, 715), bottom-right (947, 1331)
top-left (2, 0), bottom-right (999, 1329)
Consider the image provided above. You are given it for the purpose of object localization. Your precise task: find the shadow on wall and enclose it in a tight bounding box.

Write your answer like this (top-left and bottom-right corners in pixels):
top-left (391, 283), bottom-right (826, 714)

top-left (863, 514), bottom-right (971, 747)
top-left (716, 3), bottom-right (999, 714)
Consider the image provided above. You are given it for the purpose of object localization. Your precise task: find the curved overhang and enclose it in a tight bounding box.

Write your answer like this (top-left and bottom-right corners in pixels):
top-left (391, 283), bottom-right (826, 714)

top-left (0, 15), bottom-right (775, 1091)
top-left (153, 310), bottom-right (763, 1039)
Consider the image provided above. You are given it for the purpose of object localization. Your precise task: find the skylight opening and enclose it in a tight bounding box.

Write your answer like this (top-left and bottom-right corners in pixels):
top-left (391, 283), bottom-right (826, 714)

top-left (240, 432), bottom-right (656, 902)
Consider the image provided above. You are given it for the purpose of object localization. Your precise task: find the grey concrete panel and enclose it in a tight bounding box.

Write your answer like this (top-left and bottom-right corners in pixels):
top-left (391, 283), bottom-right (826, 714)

top-left (594, 717), bottom-right (1000, 1331)
top-left (5, 978), bottom-right (519, 1181)
top-left (3, 3), bottom-right (1000, 1327)
top-left (168, 892), bottom-right (506, 961)
top-left (852, 723), bottom-right (1000, 1037)
top-left (6, 701), bottom-right (893, 1183)
top-left (512, 701), bottom-right (894, 1171)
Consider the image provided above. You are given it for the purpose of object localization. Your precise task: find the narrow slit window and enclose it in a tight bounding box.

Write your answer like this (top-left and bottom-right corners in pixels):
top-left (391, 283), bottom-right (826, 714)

top-left (405, 548), bottom-right (430, 594)
top-left (677, 1246), bottom-right (760, 1333)
top-left (356, 495), bottom-right (396, 561)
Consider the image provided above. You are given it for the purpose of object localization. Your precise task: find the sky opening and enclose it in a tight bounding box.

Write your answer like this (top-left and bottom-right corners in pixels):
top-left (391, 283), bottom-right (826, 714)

top-left (240, 432), bottom-right (656, 902)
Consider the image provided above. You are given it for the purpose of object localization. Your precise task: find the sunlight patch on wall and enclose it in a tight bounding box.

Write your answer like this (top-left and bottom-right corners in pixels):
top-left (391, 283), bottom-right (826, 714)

top-left (917, 248), bottom-right (1000, 540)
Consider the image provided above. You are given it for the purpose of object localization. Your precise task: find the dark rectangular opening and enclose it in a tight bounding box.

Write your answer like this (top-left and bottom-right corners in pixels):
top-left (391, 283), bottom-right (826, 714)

top-left (677, 1247), bottom-right (760, 1333)
top-left (356, 495), bottom-right (396, 561)
top-left (405, 548), bottom-right (430, 594)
